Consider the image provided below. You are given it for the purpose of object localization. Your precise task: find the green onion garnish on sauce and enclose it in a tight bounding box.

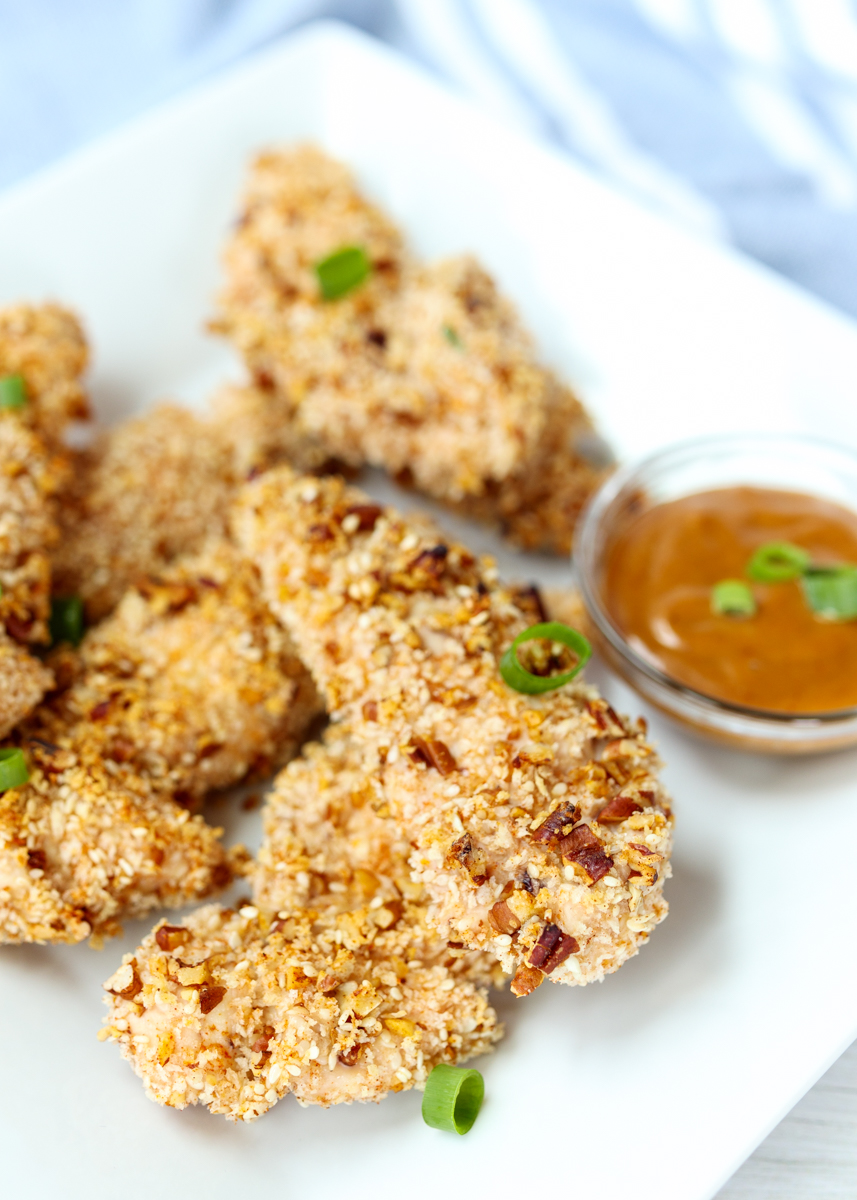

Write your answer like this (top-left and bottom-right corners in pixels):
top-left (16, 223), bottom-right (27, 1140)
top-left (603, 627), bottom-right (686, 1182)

top-left (0, 747), bottom-right (29, 792)
top-left (422, 1064), bottom-right (484, 1135)
top-left (0, 374), bottom-right (27, 410)
top-left (711, 579), bottom-right (756, 617)
top-left (747, 541), bottom-right (810, 583)
top-left (499, 621), bottom-right (591, 695)
top-left (800, 565), bottom-right (857, 622)
top-left (49, 595), bottom-right (85, 647)
top-left (315, 246), bottom-right (371, 301)
top-left (442, 324), bottom-right (463, 349)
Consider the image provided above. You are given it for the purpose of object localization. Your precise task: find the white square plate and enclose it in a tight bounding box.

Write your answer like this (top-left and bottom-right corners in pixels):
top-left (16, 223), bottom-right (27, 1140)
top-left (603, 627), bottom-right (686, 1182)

top-left (2, 22), bottom-right (857, 1200)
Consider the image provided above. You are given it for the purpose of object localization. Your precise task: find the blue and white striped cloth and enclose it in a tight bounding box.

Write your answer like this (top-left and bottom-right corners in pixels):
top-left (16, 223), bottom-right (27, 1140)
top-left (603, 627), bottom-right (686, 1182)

top-left (3, 0), bottom-right (857, 316)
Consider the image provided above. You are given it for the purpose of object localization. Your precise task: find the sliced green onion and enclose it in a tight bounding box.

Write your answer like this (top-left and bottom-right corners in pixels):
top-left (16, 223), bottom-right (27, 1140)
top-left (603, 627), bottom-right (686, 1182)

top-left (49, 595), bottom-right (85, 647)
top-left (0, 374), bottom-right (27, 410)
top-left (801, 565), bottom-right (857, 622)
top-left (315, 246), bottom-right (371, 300)
top-left (500, 621), bottom-right (591, 695)
top-left (0, 747), bottom-right (29, 792)
top-left (442, 324), bottom-right (463, 349)
top-left (747, 541), bottom-right (810, 583)
top-left (711, 579), bottom-right (756, 617)
top-left (422, 1064), bottom-right (484, 1135)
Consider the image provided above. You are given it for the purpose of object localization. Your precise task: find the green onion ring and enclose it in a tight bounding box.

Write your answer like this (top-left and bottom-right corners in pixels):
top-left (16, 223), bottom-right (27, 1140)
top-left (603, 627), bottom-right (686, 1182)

top-left (315, 245), bottom-right (371, 301)
top-left (499, 621), bottom-right (592, 695)
top-left (0, 747), bottom-right (29, 792)
top-left (711, 579), bottom-right (756, 617)
top-left (0, 374), bottom-right (27, 411)
top-left (49, 595), bottom-right (85, 647)
top-left (421, 1064), bottom-right (484, 1135)
top-left (747, 541), bottom-right (811, 583)
top-left (801, 565), bottom-right (857, 622)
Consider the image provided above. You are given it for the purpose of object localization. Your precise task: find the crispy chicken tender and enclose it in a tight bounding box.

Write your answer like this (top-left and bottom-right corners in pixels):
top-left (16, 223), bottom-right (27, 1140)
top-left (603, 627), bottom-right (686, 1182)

top-left (0, 303), bottom-right (90, 439)
top-left (102, 727), bottom-right (501, 1119)
top-left (0, 635), bottom-right (53, 739)
top-left (42, 540), bottom-right (322, 799)
top-left (52, 404), bottom-right (241, 621)
top-left (254, 725), bottom-right (503, 992)
top-left (216, 145), bottom-right (607, 551)
top-left (0, 414), bottom-right (66, 644)
top-left (234, 468), bottom-right (674, 995)
top-left (0, 739), bottom-right (234, 945)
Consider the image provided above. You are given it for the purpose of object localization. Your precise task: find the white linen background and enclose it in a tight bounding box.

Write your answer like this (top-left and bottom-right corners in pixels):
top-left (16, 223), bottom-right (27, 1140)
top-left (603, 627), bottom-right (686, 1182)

top-left (2, 2), bottom-right (857, 1196)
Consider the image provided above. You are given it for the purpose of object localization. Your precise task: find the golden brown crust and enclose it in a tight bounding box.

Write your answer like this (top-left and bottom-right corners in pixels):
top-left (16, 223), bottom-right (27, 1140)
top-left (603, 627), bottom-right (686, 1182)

top-left (102, 726), bottom-right (502, 1119)
top-left (41, 539), bottom-right (322, 799)
top-left (0, 303), bottom-right (89, 439)
top-left (51, 405), bottom-right (240, 621)
top-left (234, 468), bottom-right (673, 990)
top-left (0, 739), bottom-right (235, 945)
top-left (215, 145), bottom-right (607, 551)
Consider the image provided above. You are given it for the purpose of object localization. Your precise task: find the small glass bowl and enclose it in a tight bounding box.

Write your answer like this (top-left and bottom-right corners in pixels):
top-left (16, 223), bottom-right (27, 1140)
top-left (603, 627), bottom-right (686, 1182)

top-left (575, 433), bottom-right (857, 755)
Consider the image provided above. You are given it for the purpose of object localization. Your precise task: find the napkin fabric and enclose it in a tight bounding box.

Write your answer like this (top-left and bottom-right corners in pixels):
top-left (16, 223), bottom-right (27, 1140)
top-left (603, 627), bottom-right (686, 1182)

top-left (3, 0), bottom-right (857, 317)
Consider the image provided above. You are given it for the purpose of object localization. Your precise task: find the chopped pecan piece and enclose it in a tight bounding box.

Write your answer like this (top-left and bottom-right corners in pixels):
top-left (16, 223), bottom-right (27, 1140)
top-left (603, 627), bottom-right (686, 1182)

top-left (90, 699), bottom-right (111, 721)
top-left (532, 801), bottom-right (581, 845)
top-left (584, 698), bottom-right (625, 737)
top-left (511, 964), bottom-right (544, 998)
top-left (596, 795), bottom-right (643, 823)
top-left (344, 503), bottom-right (383, 531)
top-left (542, 932), bottom-right (579, 974)
top-left (510, 583), bottom-right (547, 623)
top-left (559, 824), bottom-right (614, 884)
top-left (488, 898), bottom-right (521, 935)
top-left (26, 848), bottom-right (47, 872)
top-left (316, 974), bottom-right (340, 994)
top-left (338, 1044), bottom-right (362, 1067)
top-left (528, 923), bottom-right (561, 969)
top-left (362, 700), bottom-right (378, 721)
top-left (108, 961), bottom-right (143, 1000)
top-left (411, 736), bottom-right (458, 775)
top-left (307, 523), bottom-right (334, 542)
top-left (154, 924), bottom-right (191, 952)
top-left (445, 833), bottom-right (489, 885)
top-left (198, 984), bottom-right (227, 1015)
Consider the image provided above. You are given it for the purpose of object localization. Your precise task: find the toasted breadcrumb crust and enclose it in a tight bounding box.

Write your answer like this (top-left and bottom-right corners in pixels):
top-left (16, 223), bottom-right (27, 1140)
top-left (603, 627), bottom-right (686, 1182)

top-left (41, 540), bottom-right (322, 799)
top-left (0, 303), bottom-right (90, 439)
top-left (0, 414), bottom-right (66, 643)
top-left (254, 724), bottom-right (503, 992)
top-left (52, 405), bottom-right (241, 621)
top-left (216, 145), bottom-right (607, 551)
top-left (103, 728), bottom-right (501, 1119)
top-left (0, 635), bottom-right (53, 739)
top-left (234, 468), bottom-right (673, 993)
top-left (0, 739), bottom-right (235, 945)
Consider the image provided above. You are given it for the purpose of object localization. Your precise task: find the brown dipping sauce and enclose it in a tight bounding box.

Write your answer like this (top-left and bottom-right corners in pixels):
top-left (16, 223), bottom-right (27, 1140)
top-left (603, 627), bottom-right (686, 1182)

top-left (603, 486), bottom-right (857, 714)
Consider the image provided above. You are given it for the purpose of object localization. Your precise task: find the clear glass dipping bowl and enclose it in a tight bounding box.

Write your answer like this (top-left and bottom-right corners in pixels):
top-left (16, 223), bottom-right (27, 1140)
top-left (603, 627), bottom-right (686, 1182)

top-left (575, 433), bottom-right (857, 755)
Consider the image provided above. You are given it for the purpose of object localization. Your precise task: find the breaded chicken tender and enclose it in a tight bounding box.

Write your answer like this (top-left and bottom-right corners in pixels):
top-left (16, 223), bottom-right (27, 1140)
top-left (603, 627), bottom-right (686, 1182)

top-left (0, 414), bottom-right (66, 644)
top-left (234, 468), bottom-right (674, 996)
top-left (0, 738), bottom-right (235, 945)
top-left (52, 405), bottom-right (241, 621)
top-left (43, 540), bottom-right (322, 800)
top-left (0, 303), bottom-right (90, 439)
top-left (102, 727), bottom-right (501, 1119)
top-left (0, 635), bottom-right (53, 739)
top-left (216, 145), bottom-right (607, 552)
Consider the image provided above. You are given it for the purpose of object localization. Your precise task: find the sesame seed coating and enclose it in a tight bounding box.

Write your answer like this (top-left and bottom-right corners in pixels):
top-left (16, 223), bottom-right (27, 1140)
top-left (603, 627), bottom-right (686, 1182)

top-left (0, 303), bottom-right (90, 441)
top-left (1, 739), bottom-right (236, 945)
top-left (234, 467), bottom-right (674, 992)
top-left (52, 404), bottom-right (240, 621)
top-left (102, 725), bottom-right (502, 1119)
top-left (41, 539), bottom-right (322, 799)
top-left (215, 144), bottom-right (607, 551)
